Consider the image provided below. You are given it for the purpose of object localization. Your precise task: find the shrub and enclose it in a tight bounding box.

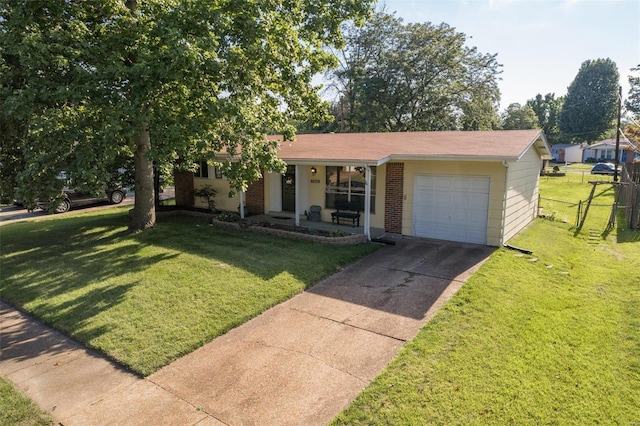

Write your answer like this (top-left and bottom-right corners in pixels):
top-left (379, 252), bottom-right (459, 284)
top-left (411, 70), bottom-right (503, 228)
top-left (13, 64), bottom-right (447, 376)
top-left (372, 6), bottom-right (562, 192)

top-left (218, 211), bottom-right (240, 222)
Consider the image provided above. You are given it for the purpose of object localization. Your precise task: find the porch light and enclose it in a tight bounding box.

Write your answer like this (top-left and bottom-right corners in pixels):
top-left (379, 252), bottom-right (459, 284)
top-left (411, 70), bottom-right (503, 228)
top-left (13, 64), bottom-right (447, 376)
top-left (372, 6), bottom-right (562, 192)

top-left (310, 166), bottom-right (317, 175)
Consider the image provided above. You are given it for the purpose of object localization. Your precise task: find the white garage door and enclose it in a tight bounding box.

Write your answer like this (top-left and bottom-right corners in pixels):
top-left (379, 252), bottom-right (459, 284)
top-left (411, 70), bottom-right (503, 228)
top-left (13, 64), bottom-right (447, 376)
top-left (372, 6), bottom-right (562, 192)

top-left (413, 175), bottom-right (490, 244)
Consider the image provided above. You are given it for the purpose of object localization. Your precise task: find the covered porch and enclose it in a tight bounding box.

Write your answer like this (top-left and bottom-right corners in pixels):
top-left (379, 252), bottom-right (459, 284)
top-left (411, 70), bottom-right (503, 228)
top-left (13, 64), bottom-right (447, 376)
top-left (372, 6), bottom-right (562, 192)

top-left (246, 211), bottom-right (386, 240)
top-left (241, 161), bottom-right (385, 241)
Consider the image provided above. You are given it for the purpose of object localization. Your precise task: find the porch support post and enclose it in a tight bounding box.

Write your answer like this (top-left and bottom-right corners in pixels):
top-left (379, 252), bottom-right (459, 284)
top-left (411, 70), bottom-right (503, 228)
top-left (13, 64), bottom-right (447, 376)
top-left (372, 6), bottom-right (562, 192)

top-left (364, 165), bottom-right (372, 241)
top-left (239, 189), bottom-right (245, 219)
top-left (295, 165), bottom-right (300, 226)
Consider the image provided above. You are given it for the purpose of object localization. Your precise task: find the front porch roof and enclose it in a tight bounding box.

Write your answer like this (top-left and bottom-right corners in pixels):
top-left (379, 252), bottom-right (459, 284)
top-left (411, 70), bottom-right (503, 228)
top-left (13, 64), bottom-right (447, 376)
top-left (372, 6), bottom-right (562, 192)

top-left (273, 129), bottom-right (551, 165)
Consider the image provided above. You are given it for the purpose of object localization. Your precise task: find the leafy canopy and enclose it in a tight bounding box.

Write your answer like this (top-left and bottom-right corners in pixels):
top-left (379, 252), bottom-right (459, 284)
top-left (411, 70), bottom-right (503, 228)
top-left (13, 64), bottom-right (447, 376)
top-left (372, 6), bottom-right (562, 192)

top-left (624, 65), bottom-right (640, 144)
top-left (501, 103), bottom-right (540, 130)
top-left (1, 0), bottom-right (373, 219)
top-left (326, 12), bottom-right (502, 132)
top-left (526, 93), bottom-right (563, 145)
top-left (559, 58), bottom-right (619, 143)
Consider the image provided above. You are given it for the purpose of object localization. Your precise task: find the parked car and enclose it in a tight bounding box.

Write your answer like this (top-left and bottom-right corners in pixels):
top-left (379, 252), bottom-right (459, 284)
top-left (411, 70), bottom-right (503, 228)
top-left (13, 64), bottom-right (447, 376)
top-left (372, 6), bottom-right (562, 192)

top-left (590, 163), bottom-right (620, 176)
top-left (37, 187), bottom-right (126, 213)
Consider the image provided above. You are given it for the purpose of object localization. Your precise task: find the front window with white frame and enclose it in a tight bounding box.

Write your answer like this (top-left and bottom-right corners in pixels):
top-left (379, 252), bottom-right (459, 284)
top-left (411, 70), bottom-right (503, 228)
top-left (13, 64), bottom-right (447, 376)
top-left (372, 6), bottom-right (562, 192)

top-left (325, 166), bottom-right (376, 213)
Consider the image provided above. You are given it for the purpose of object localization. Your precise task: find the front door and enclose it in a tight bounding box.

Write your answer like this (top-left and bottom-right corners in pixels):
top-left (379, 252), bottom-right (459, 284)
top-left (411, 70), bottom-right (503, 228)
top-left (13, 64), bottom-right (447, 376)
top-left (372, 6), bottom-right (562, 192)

top-left (282, 165), bottom-right (296, 212)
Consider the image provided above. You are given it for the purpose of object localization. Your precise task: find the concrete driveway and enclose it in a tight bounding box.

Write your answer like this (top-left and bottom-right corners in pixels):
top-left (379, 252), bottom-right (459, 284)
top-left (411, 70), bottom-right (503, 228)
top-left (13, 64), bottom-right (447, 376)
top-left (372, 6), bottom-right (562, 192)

top-left (1, 238), bottom-right (493, 425)
top-left (149, 239), bottom-right (493, 426)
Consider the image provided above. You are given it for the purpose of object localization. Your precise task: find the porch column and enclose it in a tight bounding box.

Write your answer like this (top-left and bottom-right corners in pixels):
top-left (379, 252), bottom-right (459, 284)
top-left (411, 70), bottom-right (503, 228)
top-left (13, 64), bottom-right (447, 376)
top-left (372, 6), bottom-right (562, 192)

top-left (295, 165), bottom-right (300, 226)
top-left (239, 189), bottom-right (245, 219)
top-left (364, 165), bottom-right (372, 241)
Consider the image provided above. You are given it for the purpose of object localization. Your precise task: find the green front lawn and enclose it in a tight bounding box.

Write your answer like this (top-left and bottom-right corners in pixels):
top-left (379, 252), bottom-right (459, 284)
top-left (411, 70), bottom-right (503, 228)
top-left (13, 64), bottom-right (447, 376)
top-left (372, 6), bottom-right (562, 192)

top-left (0, 378), bottom-right (52, 426)
top-left (332, 178), bottom-right (640, 423)
top-left (0, 209), bottom-right (378, 376)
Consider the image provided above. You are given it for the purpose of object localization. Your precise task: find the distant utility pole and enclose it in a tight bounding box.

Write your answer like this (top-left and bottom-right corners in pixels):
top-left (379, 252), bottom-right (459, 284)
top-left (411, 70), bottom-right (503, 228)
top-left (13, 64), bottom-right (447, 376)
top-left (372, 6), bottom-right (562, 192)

top-left (614, 85), bottom-right (621, 182)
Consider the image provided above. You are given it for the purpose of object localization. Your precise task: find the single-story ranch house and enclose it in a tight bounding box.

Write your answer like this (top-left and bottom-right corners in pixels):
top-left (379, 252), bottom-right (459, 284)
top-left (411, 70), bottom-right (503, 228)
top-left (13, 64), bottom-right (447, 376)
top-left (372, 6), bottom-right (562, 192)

top-left (174, 130), bottom-right (551, 246)
top-left (582, 138), bottom-right (640, 164)
top-left (549, 143), bottom-right (585, 163)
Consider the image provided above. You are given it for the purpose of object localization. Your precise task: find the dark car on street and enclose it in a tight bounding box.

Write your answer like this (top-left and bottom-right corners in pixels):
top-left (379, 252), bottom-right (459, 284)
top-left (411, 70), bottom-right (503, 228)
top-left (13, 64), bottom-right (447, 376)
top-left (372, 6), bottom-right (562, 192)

top-left (37, 187), bottom-right (126, 213)
top-left (590, 163), bottom-right (620, 176)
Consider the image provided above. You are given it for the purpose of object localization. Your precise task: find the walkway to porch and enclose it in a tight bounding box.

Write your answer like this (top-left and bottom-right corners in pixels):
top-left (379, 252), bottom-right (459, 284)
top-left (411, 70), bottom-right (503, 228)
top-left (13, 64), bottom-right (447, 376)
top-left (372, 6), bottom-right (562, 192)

top-left (248, 212), bottom-right (386, 240)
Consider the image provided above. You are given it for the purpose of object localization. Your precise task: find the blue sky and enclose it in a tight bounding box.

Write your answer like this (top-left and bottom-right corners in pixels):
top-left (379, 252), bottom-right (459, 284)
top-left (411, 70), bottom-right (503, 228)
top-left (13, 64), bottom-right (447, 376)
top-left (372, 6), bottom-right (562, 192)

top-left (378, 0), bottom-right (639, 112)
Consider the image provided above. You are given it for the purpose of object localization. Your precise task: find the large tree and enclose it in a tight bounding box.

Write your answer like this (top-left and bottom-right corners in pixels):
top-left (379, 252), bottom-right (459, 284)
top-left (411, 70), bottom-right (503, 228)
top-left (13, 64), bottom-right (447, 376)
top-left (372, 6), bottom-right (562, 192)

top-left (501, 103), bottom-right (540, 130)
top-left (626, 65), bottom-right (640, 116)
top-left (327, 12), bottom-right (502, 132)
top-left (1, 0), bottom-right (372, 230)
top-left (559, 58), bottom-right (619, 143)
top-left (526, 93), bottom-right (563, 145)
top-left (624, 65), bottom-right (640, 144)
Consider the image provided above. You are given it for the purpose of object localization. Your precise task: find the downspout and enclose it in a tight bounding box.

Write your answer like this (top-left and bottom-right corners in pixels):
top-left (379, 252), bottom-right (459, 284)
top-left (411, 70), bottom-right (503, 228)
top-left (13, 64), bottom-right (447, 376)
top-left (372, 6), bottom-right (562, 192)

top-left (500, 160), bottom-right (509, 246)
top-left (364, 165), bottom-right (372, 241)
top-left (239, 189), bottom-right (245, 219)
top-left (294, 165), bottom-right (300, 227)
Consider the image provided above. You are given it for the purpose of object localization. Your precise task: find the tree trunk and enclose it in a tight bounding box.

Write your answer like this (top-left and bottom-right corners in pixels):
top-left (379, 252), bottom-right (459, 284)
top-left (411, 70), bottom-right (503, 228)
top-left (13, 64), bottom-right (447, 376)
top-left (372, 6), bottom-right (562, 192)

top-left (129, 121), bottom-right (156, 231)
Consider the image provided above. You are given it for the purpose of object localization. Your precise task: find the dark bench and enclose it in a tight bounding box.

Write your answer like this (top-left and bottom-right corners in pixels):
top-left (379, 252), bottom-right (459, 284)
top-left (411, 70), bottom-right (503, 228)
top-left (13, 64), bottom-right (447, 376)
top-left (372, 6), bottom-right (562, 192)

top-left (331, 200), bottom-right (361, 227)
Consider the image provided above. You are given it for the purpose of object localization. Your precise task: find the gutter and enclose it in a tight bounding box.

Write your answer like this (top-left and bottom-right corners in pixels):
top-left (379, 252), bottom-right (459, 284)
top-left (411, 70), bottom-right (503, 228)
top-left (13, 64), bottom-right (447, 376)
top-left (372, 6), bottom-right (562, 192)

top-left (500, 159), bottom-right (510, 246)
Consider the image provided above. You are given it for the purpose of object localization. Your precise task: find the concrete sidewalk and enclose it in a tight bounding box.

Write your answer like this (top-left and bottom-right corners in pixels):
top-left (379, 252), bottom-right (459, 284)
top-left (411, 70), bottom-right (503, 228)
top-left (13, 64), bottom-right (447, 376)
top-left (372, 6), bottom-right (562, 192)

top-left (1, 239), bottom-right (493, 425)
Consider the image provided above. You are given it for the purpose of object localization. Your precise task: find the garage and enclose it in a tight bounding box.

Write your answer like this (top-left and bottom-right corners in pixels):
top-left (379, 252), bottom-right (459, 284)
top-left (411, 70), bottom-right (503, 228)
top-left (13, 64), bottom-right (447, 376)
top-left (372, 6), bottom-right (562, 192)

top-left (413, 175), bottom-right (490, 244)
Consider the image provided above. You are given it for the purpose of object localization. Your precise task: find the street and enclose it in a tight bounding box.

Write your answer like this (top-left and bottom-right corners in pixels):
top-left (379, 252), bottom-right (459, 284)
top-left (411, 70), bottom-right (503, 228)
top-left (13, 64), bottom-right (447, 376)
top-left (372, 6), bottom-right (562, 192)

top-left (0, 188), bottom-right (174, 225)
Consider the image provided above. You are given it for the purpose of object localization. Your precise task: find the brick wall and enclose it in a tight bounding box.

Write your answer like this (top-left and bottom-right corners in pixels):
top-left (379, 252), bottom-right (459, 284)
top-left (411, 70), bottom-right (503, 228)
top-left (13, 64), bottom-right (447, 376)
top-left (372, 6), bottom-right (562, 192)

top-left (384, 162), bottom-right (404, 233)
top-left (245, 177), bottom-right (265, 215)
top-left (174, 170), bottom-right (194, 207)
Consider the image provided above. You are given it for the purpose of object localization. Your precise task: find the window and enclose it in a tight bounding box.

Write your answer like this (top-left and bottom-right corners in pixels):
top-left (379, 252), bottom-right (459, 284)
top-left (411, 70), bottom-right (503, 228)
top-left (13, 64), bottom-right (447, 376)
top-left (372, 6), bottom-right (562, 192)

top-left (325, 166), bottom-right (376, 213)
top-left (194, 161), bottom-right (208, 178)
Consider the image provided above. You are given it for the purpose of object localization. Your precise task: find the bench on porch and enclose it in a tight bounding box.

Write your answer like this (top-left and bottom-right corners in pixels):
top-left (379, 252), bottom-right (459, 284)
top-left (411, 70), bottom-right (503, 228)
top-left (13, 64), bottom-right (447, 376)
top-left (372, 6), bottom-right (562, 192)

top-left (331, 200), bottom-right (361, 227)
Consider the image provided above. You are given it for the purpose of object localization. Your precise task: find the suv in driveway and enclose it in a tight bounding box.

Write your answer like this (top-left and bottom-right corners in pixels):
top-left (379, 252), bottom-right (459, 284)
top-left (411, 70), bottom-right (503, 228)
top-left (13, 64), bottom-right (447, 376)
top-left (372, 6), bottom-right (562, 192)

top-left (590, 163), bottom-right (620, 176)
top-left (37, 187), bottom-right (127, 213)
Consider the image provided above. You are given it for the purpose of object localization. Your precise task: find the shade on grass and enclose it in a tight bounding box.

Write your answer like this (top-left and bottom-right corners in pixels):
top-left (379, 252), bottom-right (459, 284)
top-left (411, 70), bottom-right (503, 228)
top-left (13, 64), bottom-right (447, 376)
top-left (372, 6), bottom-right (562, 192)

top-left (0, 209), bottom-right (378, 376)
top-left (332, 178), bottom-right (640, 424)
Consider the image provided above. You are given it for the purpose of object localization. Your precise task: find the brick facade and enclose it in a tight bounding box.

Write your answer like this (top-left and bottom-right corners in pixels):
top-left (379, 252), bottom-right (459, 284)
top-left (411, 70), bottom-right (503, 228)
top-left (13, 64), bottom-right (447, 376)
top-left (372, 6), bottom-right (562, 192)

top-left (174, 170), bottom-right (195, 207)
top-left (245, 177), bottom-right (265, 215)
top-left (384, 162), bottom-right (404, 234)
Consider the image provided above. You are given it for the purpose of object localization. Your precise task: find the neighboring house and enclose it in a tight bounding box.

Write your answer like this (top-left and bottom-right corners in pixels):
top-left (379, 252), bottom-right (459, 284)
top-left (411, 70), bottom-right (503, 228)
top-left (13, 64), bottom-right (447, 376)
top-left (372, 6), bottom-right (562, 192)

top-left (582, 138), bottom-right (640, 163)
top-left (175, 130), bottom-right (551, 246)
top-left (549, 143), bottom-right (585, 163)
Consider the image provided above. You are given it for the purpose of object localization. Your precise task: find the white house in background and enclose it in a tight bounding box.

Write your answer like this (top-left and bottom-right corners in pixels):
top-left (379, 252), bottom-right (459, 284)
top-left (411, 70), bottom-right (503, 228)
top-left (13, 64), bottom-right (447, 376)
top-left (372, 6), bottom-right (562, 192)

top-left (175, 130), bottom-right (552, 246)
top-left (549, 143), bottom-right (585, 163)
top-left (583, 138), bottom-right (640, 163)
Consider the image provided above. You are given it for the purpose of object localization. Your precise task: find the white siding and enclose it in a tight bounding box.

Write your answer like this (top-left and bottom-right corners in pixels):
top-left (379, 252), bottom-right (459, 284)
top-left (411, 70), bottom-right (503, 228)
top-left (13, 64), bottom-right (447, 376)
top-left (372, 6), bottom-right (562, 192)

top-left (502, 146), bottom-right (542, 243)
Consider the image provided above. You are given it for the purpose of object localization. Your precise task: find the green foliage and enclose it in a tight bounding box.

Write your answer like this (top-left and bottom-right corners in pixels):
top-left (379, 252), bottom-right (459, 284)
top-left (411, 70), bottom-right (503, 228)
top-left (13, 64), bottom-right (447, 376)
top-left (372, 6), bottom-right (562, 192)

top-left (559, 58), bottom-right (620, 143)
top-left (626, 65), bottom-right (640, 116)
top-left (0, 0), bottom-right (374, 226)
top-left (527, 93), bottom-right (564, 144)
top-left (326, 12), bottom-right (502, 132)
top-left (194, 184), bottom-right (217, 212)
top-left (625, 65), bottom-right (640, 143)
top-left (217, 211), bottom-right (240, 222)
top-left (501, 103), bottom-right (540, 130)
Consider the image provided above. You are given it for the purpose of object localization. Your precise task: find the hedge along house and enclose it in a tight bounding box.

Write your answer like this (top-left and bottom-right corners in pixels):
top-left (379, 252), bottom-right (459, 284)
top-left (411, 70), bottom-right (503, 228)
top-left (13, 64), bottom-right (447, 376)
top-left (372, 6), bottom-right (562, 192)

top-left (174, 130), bottom-right (551, 246)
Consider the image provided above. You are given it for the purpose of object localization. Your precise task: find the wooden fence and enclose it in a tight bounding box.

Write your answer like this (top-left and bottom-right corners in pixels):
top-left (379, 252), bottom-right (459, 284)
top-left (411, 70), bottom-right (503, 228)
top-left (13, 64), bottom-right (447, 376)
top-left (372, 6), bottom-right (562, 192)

top-left (620, 163), bottom-right (640, 229)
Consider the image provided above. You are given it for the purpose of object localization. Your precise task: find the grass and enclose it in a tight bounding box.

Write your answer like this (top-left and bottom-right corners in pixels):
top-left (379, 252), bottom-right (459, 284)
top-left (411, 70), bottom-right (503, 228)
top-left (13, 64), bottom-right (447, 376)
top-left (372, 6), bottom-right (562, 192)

top-left (332, 176), bottom-right (640, 424)
top-left (0, 208), bottom-right (378, 376)
top-left (538, 166), bottom-right (618, 224)
top-left (0, 377), bottom-right (52, 425)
